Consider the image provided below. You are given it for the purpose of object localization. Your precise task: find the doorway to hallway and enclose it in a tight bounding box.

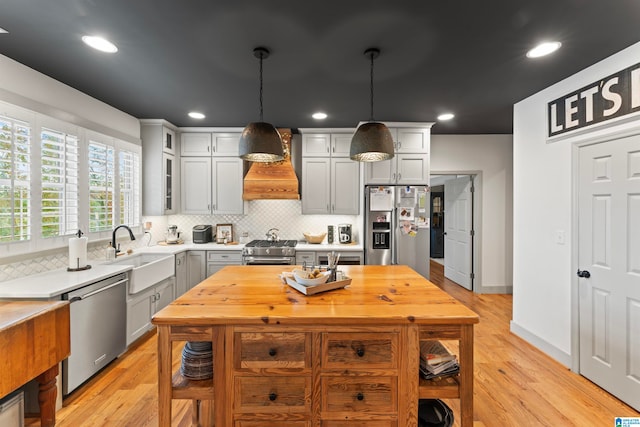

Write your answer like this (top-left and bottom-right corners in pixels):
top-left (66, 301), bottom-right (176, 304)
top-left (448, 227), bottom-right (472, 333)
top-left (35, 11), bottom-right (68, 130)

top-left (430, 174), bottom-right (476, 291)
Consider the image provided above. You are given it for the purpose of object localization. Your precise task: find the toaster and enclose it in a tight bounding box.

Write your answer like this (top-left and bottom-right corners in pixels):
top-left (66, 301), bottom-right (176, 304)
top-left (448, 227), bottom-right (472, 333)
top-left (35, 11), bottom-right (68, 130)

top-left (192, 225), bottom-right (213, 243)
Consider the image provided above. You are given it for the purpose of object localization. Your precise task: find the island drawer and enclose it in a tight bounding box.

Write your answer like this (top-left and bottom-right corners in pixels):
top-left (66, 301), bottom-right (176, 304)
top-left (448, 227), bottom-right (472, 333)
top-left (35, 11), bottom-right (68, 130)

top-left (235, 376), bottom-right (310, 412)
top-left (321, 377), bottom-right (397, 413)
top-left (235, 332), bottom-right (310, 369)
top-left (321, 332), bottom-right (398, 368)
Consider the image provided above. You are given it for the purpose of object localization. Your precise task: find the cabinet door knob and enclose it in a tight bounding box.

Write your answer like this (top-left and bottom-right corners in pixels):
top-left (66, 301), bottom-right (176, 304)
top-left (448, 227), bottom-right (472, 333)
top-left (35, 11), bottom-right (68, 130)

top-left (268, 392), bottom-right (278, 401)
top-left (268, 348), bottom-right (277, 357)
top-left (356, 392), bottom-right (364, 401)
top-left (356, 347), bottom-right (365, 357)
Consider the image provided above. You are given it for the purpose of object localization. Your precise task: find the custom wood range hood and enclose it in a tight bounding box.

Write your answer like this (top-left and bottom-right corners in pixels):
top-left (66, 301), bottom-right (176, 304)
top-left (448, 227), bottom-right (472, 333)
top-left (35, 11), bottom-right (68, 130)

top-left (242, 128), bottom-right (300, 200)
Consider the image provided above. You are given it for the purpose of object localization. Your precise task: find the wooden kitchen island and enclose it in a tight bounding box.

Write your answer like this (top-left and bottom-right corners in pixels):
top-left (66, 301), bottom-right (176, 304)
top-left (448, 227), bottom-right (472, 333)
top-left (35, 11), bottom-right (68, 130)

top-left (152, 265), bottom-right (479, 427)
top-left (0, 300), bottom-right (70, 427)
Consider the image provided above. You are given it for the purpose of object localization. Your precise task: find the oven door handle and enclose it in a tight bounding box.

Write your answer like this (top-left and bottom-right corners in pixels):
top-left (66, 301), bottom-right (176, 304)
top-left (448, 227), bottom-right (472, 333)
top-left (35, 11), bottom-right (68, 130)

top-left (244, 257), bottom-right (294, 265)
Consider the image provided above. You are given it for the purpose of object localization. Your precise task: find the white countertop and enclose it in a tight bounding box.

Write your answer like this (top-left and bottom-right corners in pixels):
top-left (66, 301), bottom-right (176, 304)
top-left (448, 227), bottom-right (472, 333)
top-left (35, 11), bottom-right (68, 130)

top-left (295, 242), bottom-right (363, 251)
top-left (0, 241), bottom-right (364, 299)
top-left (0, 264), bottom-right (133, 299)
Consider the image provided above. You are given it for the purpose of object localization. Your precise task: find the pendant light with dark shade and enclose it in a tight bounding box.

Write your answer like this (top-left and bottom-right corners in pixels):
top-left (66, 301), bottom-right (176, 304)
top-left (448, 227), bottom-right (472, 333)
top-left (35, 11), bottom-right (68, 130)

top-left (239, 47), bottom-right (284, 162)
top-left (350, 48), bottom-right (395, 162)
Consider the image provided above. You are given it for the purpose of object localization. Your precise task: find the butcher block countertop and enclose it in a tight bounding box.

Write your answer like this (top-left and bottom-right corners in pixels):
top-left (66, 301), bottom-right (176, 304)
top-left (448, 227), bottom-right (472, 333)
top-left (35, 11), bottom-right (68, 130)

top-left (0, 300), bottom-right (70, 427)
top-left (152, 265), bottom-right (479, 427)
top-left (153, 264), bottom-right (478, 326)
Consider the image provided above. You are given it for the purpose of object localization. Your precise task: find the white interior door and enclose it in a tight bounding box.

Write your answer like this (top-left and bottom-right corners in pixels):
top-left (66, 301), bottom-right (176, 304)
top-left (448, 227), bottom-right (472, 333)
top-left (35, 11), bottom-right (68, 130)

top-left (444, 176), bottom-right (473, 290)
top-left (578, 135), bottom-right (640, 411)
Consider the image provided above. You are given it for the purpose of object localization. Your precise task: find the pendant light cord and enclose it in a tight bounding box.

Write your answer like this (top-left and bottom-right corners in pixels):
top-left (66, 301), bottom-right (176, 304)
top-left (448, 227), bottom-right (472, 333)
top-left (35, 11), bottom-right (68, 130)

top-left (259, 52), bottom-right (264, 122)
top-left (369, 51), bottom-right (375, 121)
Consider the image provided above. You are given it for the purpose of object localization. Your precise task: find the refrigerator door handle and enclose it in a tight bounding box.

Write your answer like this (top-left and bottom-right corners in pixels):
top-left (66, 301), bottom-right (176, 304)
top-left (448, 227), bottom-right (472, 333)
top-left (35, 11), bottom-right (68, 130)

top-left (391, 198), bottom-right (397, 265)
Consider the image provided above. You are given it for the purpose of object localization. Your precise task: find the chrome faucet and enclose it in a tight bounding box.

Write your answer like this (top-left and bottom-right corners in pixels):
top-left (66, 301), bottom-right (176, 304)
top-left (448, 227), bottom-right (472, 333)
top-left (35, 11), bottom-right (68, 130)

top-left (265, 228), bottom-right (279, 242)
top-left (112, 225), bottom-right (136, 255)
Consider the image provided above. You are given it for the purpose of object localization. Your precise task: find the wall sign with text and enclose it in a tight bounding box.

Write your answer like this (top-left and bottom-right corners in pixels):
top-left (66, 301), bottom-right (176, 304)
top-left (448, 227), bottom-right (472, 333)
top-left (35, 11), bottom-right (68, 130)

top-left (548, 62), bottom-right (640, 137)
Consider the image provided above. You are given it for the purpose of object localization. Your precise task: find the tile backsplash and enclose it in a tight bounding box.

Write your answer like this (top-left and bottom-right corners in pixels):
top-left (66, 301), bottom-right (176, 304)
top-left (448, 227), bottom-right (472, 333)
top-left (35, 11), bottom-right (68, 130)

top-left (0, 200), bottom-right (361, 282)
top-left (168, 200), bottom-right (359, 243)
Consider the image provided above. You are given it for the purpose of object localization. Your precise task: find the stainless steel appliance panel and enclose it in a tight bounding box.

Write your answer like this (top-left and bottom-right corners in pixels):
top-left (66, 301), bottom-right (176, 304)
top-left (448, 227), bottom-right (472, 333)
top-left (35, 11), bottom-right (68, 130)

top-left (364, 187), bottom-right (394, 266)
top-left (62, 273), bottom-right (127, 395)
top-left (364, 185), bottom-right (430, 278)
top-left (242, 256), bottom-right (295, 265)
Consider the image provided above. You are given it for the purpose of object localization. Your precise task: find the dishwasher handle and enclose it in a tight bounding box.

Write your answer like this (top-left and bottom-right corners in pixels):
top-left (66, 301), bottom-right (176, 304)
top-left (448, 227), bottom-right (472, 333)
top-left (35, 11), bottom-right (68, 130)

top-left (70, 278), bottom-right (128, 302)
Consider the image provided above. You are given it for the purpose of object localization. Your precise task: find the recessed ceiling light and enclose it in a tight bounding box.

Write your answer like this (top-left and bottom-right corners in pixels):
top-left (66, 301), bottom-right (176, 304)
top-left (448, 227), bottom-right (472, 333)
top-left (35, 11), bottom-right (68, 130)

top-left (526, 41), bottom-right (561, 58)
top-left (82, 35), bottom-right (118, 53)
top-left (0, 27), bottom-right (8, 34)
top-left (437, 113), bottom-right (455, 121)
top-left (188, 111), bottom-right (205, 119)
top-left (312, 112), bottom-right (328, 120)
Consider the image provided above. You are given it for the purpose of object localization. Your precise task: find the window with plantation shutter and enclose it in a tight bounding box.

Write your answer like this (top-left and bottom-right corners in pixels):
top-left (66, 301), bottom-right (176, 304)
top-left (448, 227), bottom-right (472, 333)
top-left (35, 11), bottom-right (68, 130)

top-left (88, 139), bottom-right (115, 232)
top-left (0, 115), bottom-right (31, 242)
top-left (41, 128), bottom-right (79, 237)
top-left (119, 148), bottom-right (140, 227)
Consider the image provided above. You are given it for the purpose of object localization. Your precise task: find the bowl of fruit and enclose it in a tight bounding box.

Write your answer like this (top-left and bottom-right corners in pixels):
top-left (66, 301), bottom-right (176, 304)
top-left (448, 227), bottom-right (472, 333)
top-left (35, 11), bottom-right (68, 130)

top-left (292, 268), bottom-right (331, 286)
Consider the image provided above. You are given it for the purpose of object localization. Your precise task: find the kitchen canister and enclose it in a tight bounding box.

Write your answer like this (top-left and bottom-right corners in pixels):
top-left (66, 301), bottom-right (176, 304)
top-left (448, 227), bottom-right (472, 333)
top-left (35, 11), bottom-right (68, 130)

top-left (68, 229), bottom-right (91, 271)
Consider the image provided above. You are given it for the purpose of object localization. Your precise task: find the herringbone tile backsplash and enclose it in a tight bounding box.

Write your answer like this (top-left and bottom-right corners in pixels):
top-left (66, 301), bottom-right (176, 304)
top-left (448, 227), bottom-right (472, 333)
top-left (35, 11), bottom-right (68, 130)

top-left (0, 200), bottom-right (360, 282)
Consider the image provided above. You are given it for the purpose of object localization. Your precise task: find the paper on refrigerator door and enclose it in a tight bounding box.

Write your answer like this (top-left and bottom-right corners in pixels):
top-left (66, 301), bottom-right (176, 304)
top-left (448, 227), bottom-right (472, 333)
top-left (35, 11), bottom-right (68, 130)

top-left (369, 187), bottom-right (394, 211)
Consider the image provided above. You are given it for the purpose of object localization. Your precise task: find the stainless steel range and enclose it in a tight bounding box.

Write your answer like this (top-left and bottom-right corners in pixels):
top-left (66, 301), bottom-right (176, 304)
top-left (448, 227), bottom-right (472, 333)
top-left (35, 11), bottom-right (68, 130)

top-left (242, 239), bottom-right (297, 265)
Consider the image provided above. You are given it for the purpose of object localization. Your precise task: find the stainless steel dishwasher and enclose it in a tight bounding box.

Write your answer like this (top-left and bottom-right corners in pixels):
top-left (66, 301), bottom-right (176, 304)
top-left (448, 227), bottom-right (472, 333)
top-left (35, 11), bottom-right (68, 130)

top-left (62, 273), bottom-right (127, 395)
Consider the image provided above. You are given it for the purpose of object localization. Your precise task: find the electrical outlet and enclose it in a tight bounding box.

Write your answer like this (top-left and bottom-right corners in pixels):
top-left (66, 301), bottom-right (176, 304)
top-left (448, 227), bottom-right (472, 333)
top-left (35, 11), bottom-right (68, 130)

top-left (555, 230), bottom-right (566, 245)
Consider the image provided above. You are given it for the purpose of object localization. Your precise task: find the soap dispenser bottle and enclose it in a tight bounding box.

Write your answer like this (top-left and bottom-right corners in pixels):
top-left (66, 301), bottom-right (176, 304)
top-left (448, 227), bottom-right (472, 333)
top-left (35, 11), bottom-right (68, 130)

top-left (106, 242), bottom-right (116, 260)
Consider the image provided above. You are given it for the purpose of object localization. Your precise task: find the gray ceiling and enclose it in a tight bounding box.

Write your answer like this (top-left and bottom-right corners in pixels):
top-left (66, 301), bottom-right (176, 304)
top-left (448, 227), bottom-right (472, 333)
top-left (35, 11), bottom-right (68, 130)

top-left (1, 1), bottom-right (639, 134)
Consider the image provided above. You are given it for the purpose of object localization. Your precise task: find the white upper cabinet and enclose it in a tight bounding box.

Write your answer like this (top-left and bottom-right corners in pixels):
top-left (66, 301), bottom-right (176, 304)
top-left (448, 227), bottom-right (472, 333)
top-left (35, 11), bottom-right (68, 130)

top-left (212, 157), bottom-right (244, 214)
top-left (364, 127), bottom-right (431, 185)
top-left (141, 121), bottom-right (178, 216)
top-left (211, 132), bottom-right (241, 156)
top-left (331, 133), bottom-right (353, 156)
top-left (181, 156), bottom-right (244, 215)
top-left (302, 133), bottom-right (331, 157)
top-left (181, 133), bottom-right (212, 156)
top-left (180, 131), bottom-right (244, 215)
top-left (395, 128), bottom-right (429, 153)
top-left (181, 132), bottom-right (241, 156)
top-left (181, 157), bottom-right (212, 214)
top-left (163, 127), bottom-right (176, 155)
top-left (301, 131), bottom-right (359, 215)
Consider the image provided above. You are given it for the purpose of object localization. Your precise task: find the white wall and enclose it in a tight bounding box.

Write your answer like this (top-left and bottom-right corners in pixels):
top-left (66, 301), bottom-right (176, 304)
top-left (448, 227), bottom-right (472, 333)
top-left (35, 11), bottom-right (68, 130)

top-left (0, 54), bottom-right (140, 142)
top-left (512, 41), bottom-right (640, 366)
top-left (431, 134), bottom-right (513, 293)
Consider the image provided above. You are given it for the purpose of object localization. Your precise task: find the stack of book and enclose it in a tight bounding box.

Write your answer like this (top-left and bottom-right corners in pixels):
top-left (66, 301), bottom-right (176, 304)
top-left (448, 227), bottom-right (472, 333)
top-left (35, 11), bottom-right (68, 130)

top-left (419, 340), bottom-right (460, 380)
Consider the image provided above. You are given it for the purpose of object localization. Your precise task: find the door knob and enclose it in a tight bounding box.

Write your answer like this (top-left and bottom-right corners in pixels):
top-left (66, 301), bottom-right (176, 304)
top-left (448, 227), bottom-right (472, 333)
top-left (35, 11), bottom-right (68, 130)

top-left (577, 269), bottom-right (591, 278)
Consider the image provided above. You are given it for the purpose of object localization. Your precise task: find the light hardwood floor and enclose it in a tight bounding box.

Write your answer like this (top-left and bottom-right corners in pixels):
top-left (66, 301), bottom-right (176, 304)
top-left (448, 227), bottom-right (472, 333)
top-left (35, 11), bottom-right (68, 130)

top-left (27, 262), bottom-right (639, 426)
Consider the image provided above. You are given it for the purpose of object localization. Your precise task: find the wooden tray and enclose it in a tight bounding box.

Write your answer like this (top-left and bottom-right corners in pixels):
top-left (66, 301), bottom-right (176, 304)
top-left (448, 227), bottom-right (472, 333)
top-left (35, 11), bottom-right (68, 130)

top-left (285, 275), bottom-right (351, 295)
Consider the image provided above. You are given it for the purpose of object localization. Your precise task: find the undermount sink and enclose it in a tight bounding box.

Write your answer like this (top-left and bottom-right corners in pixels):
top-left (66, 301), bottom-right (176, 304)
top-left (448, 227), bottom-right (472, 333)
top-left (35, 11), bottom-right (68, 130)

top-left (110, 253), bottom-right (175, 294)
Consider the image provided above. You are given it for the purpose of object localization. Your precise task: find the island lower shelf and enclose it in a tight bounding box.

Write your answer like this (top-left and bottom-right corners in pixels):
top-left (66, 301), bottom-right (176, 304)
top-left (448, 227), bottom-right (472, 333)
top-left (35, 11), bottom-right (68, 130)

top-left (419, 375), bottom-right (460, 399)
top-left (171, 371), bottom-right (214, 400)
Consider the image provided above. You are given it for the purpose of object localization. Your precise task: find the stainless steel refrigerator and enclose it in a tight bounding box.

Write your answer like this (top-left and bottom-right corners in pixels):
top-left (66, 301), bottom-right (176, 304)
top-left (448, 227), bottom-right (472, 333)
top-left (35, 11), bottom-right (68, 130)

top-left (364, 185), bottom-right (430, 278)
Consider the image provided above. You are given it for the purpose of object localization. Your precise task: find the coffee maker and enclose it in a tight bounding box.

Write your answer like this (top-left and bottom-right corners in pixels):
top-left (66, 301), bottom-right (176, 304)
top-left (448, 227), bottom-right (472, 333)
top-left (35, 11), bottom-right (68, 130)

top-left (338, 224), bottom-right (352, 244)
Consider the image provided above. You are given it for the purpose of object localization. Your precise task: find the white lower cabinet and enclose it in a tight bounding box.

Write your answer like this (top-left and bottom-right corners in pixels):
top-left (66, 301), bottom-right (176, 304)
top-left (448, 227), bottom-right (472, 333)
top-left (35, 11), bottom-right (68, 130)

top-left (206, 251), bottom-right (242, 277)
top-left (186, 250), bottom-right (207, 290)
top-left (175, 251), bottom-right (187, 297)
top-left (295, 251), bottom-right (316, 266)
top-left (126, 276), bottom-right (175, 346)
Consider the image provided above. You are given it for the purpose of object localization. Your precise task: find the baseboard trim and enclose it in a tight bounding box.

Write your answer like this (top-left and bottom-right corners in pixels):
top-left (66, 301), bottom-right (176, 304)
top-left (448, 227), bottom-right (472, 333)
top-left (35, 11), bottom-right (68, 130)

top-left (510, 321), bottom-right (571, 367)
